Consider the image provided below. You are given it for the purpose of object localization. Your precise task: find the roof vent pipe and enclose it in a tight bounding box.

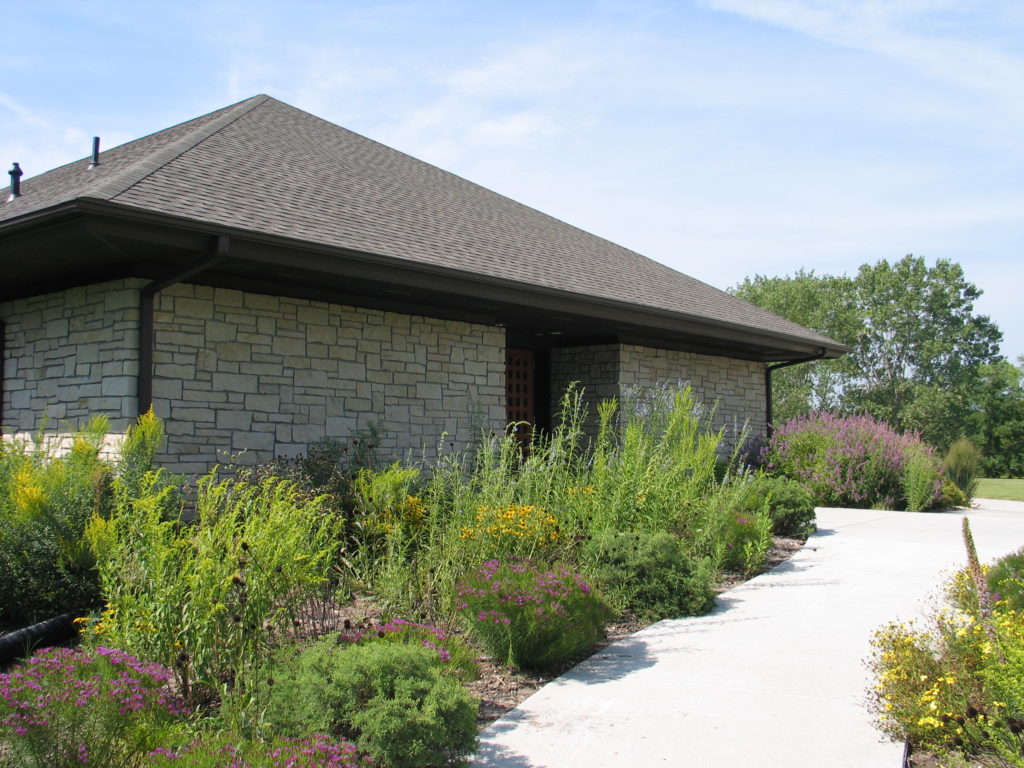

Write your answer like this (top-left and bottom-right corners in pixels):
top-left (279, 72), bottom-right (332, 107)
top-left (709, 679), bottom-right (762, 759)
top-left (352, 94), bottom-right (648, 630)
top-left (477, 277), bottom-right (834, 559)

top-left (7, 163), bottom-right (22, 201)
top-left (88, 137), bottom-right (100, 169)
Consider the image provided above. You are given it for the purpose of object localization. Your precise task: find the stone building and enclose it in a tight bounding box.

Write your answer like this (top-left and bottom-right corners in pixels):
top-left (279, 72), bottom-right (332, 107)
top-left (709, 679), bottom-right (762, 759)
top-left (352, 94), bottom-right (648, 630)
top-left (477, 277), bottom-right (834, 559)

top-left (0, 95), bottom-right (845, 472)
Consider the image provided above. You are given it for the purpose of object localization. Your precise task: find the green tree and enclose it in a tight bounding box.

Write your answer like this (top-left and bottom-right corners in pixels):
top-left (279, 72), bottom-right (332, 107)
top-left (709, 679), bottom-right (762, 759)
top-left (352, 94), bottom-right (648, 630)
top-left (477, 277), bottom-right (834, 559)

top-left (970, 358), bottom-right (1024, 477)
top-left (732, 269), bottom-right (860, 423)
top-left (733, 256), bottom-right (1003, 450)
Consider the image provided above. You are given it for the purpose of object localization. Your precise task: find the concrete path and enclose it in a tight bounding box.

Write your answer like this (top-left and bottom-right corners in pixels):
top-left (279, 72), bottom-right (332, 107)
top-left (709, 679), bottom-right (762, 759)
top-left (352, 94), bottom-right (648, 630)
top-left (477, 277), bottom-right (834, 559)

top-left (472, 499), bottom-right (1024, 768)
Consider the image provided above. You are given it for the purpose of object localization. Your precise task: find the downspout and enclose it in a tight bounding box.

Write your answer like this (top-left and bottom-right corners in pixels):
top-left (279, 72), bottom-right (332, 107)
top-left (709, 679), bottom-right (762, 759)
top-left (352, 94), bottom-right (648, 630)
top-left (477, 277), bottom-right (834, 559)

top-left (765, 347), bottom-right (828, 436)
top-left (0, 319), bottom-right (5, 431)
top-left (138, 235), bottom-right (229, 416)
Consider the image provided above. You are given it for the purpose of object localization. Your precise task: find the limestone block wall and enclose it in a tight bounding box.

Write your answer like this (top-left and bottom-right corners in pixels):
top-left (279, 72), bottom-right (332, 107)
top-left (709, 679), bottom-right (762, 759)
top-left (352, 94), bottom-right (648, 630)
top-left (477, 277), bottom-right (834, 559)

top-left (619, 344), bottom-right (766, 451)
top-left (151, 284), bottom-right (506, 473)
top-left (1, 279), bottom-right (142, 453)
top-left (549, 345), bottom-right (620, 436)
top-left (550, 342), bottom-right (766, 451)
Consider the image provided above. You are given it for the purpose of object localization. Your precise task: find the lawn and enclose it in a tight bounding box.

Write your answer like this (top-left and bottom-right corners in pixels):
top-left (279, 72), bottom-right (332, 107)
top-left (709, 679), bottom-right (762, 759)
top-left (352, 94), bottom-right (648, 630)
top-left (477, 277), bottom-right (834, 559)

top-left (976, 477), bottom-right (1024, 502)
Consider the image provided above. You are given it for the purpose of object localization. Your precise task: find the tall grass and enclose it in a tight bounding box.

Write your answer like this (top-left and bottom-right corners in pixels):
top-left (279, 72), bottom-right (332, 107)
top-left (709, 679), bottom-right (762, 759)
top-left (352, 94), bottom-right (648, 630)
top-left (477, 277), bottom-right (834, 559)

top-left (346, 383), bottom-right (739, 619)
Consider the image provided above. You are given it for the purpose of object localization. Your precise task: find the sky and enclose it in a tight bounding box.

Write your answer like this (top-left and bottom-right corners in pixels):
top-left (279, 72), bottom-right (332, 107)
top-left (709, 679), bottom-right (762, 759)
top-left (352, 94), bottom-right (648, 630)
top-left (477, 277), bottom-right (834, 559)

top-left (3, 0), bottom-right (1022, 361)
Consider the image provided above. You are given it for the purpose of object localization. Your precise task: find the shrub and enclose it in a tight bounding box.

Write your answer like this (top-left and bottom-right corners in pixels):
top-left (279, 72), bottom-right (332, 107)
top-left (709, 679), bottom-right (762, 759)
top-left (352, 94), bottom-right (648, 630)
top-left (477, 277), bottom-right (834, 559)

top-left (263, 640), bottom-right (478, 768)
top-left (0, 646), bottom-right (187, 768)
top-left (904, 449), bottom-right (942, 512)
top-left (86, 470), bottom-right (341, 719)
top-left (766, 411), bottom-right (940, 510)
top-left (582, 530), bottom-right (714, 621)
top-left (944, 438), bottom-right (982, 501)
top-left (455, 559), bottom-right (609, 671)
top-left (146, 733), bottom-right (370, 767)
top-left (718, 504), bottom-right (774, 575)
top-left (986, 546), bottom-right (1024, 612)
top-left (940, 479), bottom-right (970, 509)
top-left (337, 617), bottom-right (478, 680)
top-left (730, 474), bottom-right (815, 537)
top-left (868, 520), bottom-right (1024, 765)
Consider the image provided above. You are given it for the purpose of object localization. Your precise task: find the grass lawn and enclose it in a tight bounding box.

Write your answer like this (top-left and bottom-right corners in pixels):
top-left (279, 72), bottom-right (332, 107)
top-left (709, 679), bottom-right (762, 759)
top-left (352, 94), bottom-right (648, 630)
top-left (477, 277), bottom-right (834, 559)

top-left (976, 478), bottom-right (1024, 502)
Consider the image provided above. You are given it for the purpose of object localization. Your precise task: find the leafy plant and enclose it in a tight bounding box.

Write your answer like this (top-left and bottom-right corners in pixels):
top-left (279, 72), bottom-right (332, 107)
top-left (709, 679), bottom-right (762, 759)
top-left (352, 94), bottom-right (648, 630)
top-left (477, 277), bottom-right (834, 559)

top-left (767, 411), bottom-right (939, 510)
top-left (904, 448), bottom-right (942, 512)
top-left (944, 438), bottom-right (982, 501)
top-left (263, 640), bottom-right (478, 768)
top-left (337, 617), bottom-right (478, 680)
top-left (867, 520), bottom-right (1024, 765)
top-left (455, 559), bottom-right (609, 671)
top-left (86, 470), bottom-right (341, 723)
top-left (986, 546), bottom-right (1024, 612)
top-left (146, 733), bottom-right (370, 767)
top-left (730, 473), bottom-right (816, 537)
top-left (582, 530), bottom-right (714, 621)
top-left (0, 646), bottom-right (187, 768)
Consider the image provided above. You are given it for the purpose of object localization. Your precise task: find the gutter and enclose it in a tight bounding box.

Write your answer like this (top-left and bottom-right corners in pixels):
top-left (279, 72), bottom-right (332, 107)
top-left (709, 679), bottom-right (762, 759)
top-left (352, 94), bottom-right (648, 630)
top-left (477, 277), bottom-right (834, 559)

top-left (137, 235), bottom-right (229, 416)
top-left (765, 347), bottom-right (829, 435)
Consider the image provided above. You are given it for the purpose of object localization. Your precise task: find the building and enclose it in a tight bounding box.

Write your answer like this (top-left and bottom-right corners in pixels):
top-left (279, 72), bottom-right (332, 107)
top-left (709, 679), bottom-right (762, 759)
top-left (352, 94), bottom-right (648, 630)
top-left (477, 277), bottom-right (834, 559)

top-left (0, 95), bottom-right (845, 471)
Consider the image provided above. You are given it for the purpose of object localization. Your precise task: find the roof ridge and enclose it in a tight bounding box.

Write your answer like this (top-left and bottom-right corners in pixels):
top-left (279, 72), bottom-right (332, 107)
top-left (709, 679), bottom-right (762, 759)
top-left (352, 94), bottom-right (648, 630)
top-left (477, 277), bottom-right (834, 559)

top-left (83, 94), bottom-right (272, 202)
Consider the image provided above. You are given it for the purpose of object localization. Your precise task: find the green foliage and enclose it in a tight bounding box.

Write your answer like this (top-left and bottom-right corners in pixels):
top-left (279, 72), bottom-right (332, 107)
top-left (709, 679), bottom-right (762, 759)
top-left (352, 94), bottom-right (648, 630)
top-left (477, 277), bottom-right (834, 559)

top-left (940, 479), bottom-right (970, 509)
top-left (716, 499), bottom-right (774, 575)
top-left (264, 640), bottom-right (478, 768)
top-left (867, 522), bottom-right (1024, 765)
top-left (146, 733), bottom-right (371, 767)
top-left (767, 411), bottom-right (940, 510)
top-left (0, 646), bottom-right (187, 768)
top-left (455, 559), bottom-right (609, 671)
top-left (944, 438), bottom-right (982, 500)
top-left (0, 417), bottom-right (113, 626)
top-left (904, 449), bottom-right (942, 513)
top-left (734, 256), bottom-right (1004, 452)
top-left (730, 473), bottom-right (816, 537)
top-left (971, 360), bottom-right (1024, 478)
top-left (986, 547), bottom-right (1024, 612)
top-left (86, 470), bottom-right (341, 721)
top-left (337, 617), bottom-right (478, 681)
top-left (582, 530), bottom-right (714, 621)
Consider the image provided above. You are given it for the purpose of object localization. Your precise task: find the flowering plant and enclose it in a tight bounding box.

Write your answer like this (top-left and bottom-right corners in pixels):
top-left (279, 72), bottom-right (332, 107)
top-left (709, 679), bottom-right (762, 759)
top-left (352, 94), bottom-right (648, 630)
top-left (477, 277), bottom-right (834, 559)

top-left (455, 559), bottom-right (608, 670)
top-left (146, 733), bottom-right (370, 767)
top-left (766, 411), bottom-right (940, 510)
top-left (0, 646), bottom-right (187, 768)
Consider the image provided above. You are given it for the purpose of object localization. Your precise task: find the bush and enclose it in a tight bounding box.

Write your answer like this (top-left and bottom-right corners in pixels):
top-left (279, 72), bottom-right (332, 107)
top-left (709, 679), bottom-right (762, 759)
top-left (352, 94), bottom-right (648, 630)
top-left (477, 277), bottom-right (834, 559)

top-left (264, 640), bottom-right (478, 768)
top-left (944, 438), bottom-right (982, 501)
top-left (904, 448), bottom-right (942, 513)
top-left (582, 530), bottom-right (714, 621)
top-left (731, 474), bottom-right (815, 537)
top-left (940, 479), bottom-right (970, 509)
top-left (766, 411), bottom-right (941, 510)
top-left (455, 559), bottom-right (609, 671)
top-left (867, 520), bottom-right (1024, 765)
top-left (986, 546), bottom-right (1024, 612)
top-left (0, 646), bottom-right (187, 768)
top-left (86, 469), bottom-right (341, 718)
top-left (337, 617), bottom-right (478, 680)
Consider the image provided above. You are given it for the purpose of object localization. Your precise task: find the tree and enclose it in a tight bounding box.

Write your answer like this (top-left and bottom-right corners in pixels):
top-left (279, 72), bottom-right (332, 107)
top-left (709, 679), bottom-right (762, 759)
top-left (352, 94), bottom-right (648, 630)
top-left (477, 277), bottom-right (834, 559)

top-left (971, 358), bottom-right (1024, 477)
top-left (733, 256), bottom-right (1004, 450)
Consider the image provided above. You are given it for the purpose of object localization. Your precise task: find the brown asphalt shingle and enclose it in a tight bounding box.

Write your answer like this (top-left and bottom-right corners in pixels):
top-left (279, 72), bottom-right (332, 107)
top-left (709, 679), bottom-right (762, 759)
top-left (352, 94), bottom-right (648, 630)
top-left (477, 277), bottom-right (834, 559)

top-left (0, 94), bottom-right (840, 351)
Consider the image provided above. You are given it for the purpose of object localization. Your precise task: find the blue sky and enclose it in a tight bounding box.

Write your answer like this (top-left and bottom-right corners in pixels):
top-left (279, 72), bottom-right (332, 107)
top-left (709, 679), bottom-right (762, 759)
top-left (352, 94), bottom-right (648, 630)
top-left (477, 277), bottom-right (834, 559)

top-left (4, 0), bottom-right (1022, 360)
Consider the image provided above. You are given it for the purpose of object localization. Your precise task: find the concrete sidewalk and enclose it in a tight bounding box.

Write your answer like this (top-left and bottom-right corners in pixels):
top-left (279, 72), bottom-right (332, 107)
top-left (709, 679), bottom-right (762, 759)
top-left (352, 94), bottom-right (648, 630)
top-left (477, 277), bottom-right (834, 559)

top-left (472, 500), bottom-right (1024, 768)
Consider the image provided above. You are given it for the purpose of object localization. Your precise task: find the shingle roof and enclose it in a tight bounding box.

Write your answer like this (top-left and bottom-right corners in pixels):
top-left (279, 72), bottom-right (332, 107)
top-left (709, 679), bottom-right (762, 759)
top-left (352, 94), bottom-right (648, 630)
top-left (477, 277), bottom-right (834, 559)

top-left (0, 94), bottom-right (842, 354)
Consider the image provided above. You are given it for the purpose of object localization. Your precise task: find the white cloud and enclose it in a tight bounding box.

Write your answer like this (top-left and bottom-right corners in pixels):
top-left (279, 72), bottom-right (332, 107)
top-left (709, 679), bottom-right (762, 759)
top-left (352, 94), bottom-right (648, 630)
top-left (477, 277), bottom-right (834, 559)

top-left (701, 0), bottom-right (1024, 112)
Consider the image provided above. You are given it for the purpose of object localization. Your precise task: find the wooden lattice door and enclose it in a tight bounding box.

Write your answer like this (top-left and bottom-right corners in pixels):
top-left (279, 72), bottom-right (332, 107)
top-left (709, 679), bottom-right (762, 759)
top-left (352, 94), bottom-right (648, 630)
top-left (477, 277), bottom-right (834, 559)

top-left (506, 348), bottom-right (534, 441)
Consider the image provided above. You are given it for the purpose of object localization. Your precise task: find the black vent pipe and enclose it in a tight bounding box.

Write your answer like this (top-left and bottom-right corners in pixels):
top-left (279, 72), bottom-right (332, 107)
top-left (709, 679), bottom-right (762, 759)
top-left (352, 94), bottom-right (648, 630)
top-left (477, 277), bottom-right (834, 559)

top-left (88, 137), bottom-right (101, 169)
top-left (7, 163), bottom-right (22, 200)
top-left (765, 347), bottom-right (828, 436)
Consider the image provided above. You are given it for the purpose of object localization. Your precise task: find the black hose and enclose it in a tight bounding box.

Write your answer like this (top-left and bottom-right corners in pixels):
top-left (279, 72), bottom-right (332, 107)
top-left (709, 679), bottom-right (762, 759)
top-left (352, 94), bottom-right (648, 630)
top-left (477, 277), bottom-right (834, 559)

top-left (0, 613), bottom-right (78, 669)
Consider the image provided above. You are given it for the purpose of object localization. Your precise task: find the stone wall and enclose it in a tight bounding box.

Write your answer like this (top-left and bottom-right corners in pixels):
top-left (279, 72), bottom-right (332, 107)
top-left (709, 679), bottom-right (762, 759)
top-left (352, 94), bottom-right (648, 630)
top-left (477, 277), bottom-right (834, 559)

top-left (549, 344), bottom-right (619, 434)
top-left (549, 343), bottom-right (766, 451)
top-left (619, 344), bottom-right (766, 451)
top-left (151, 284), bottom-right (506, 473)
top-left (1, 279), bottom-right (142, 453)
